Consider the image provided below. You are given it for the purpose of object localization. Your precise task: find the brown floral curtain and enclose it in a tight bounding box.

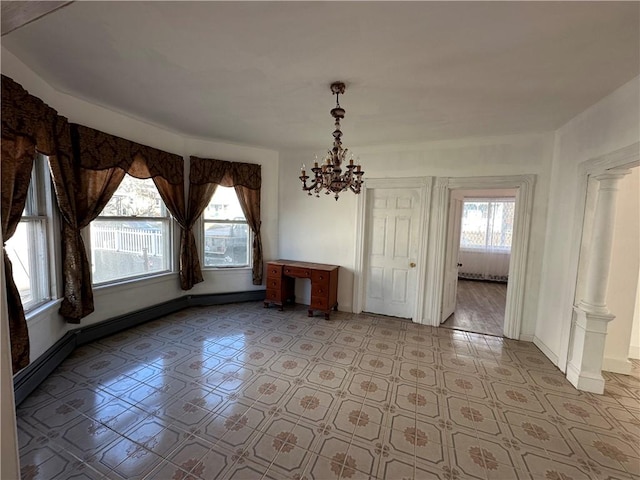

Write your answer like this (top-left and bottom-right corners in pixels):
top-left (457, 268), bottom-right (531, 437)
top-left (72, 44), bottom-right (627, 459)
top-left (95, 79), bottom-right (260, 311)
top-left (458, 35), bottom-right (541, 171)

top-left (1, 75), bottom-right (73, 371)
top-left (48, 137), bottom-right (127, 322)
top-left (181, 182), bottom-right (217, 289)
top-left (1, 142), bottom-right (35, 374)
top-left (190, 156), bottom-right (263, 285)
top-left (50, 124), bottom-right (185, 322)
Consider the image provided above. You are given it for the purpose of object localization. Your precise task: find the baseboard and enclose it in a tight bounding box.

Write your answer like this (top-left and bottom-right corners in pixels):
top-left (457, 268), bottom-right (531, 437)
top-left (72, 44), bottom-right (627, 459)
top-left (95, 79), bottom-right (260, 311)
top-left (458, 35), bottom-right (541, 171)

top-left (629, 345), bottom-right (640, 360)
top-left (187, 290), bottom-right (266, 306)
top-left (13, 331), bottom-right (78, 406)
top-left (14, 290), bottom-right (266, 406)
top-left (533, 336), bottom-right (559, 366)
top-left (602, 356), bottom-right (632, 375)
top-left (519, 334), bottom-right (534, 342)
top-left (76, 297), bottom-right (190, 346)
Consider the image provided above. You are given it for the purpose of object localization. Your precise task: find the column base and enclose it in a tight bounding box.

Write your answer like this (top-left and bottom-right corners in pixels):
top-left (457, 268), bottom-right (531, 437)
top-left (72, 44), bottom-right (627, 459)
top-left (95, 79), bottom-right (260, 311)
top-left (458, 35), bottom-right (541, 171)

top-left (565, 305), bottom-right (615, 394)
top-left (566, 362), bottom-right (605, 394)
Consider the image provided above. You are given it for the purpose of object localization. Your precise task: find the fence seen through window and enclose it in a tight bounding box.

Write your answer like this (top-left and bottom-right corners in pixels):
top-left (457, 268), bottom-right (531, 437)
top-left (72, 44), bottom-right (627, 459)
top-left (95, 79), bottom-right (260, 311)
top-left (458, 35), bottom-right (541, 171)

top-left (90, 175), bottom-right (172, 284)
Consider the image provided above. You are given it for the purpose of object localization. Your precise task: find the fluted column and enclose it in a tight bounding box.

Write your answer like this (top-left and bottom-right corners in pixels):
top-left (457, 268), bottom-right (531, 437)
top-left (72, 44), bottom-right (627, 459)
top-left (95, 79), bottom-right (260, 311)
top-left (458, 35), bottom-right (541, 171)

top-left (567, 169), bottom-right (630, 393)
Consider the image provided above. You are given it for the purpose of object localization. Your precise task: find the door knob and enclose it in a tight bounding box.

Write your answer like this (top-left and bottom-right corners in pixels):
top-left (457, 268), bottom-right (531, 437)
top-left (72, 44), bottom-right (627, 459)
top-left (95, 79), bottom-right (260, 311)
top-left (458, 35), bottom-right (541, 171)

top-left (409, 262), bottom-right (416, 268)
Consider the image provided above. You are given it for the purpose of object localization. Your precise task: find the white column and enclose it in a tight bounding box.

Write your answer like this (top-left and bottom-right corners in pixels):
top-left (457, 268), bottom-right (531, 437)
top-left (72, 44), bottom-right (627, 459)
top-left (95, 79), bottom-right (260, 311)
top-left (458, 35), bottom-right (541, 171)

top-left (567, 169), bottom-right (630, 393)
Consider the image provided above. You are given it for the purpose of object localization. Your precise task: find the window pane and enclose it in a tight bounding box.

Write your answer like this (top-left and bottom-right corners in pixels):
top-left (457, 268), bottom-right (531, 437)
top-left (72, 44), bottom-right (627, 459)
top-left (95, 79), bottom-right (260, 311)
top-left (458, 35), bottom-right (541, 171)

top-left (91, 220), bottom-right (171, 284)
top-left (204, 222), bottom-right (249, 267)
top-left (203, 186), bottom-right (249, 267)
top-left (204, 187), bottom-right (244, 220)
top-left (461, 199), bottom-right (515, 251)
top-left (6, 220), bottom-right (48, 308)
top-left (100, 176), bottom-right (165, 217)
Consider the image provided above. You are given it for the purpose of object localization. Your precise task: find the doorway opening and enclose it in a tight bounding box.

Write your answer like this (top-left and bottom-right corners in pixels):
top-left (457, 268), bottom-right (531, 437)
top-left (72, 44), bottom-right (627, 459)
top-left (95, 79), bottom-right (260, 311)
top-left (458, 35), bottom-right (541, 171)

top-left (440, 189), bottom-right (516, 336)
top-left (426, 174), bottom-right (535, 339)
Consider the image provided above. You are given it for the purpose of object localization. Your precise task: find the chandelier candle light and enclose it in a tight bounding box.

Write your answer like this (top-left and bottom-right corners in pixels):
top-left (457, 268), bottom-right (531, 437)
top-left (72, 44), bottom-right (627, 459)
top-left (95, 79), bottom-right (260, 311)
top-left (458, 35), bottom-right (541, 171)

top-left (300, 82), bottom-right (364, 200)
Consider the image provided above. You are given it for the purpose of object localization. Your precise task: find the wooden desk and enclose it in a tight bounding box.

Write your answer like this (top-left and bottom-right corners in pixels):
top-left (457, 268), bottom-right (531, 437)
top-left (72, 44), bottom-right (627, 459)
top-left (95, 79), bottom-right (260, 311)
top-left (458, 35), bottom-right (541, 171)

top-left (264, 260), bottom-right (339, 319)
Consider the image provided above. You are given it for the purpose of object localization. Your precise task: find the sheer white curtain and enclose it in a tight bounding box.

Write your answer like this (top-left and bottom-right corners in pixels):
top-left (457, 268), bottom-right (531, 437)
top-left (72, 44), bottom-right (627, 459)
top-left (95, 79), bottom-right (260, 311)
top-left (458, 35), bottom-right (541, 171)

top-left (458, 198), bottom-right (515, 282)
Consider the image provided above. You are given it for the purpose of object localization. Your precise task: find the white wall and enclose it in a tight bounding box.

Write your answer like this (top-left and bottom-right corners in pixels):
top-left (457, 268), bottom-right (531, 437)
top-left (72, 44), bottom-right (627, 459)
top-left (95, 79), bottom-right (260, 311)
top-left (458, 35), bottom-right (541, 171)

top-left (603, 166), bottom-right (639, 373)
top-left (629, 271), bottom-right (640, 360)
top-left (458, 250), bottom-right (510, 280)
top-left (535, 76), bottom-right (640, 369)
top-left (1, 48), bottom-right (279, 365)
top-left (279, 133), bottom-right (553, 338)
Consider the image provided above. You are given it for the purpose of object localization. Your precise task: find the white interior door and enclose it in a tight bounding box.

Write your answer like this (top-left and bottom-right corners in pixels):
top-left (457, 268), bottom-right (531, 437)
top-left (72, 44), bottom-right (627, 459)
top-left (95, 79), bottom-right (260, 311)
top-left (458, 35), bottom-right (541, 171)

top-left (441, 192), bottom-right (464, 322)
top-left (363, 188), bottom-right (420, 319)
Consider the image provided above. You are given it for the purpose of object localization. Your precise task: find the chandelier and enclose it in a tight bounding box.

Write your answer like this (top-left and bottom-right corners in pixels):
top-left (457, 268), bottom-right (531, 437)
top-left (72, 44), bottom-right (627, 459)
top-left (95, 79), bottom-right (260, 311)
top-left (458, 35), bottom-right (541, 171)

top-left (300, 82), bottom-right (364, 200)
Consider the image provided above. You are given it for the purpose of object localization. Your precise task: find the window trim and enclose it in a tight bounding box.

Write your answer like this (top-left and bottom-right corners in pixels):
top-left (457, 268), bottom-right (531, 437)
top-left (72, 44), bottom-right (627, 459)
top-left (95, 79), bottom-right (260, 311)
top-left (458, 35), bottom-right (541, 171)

top-left (6, 154), bottom-right (57, 312)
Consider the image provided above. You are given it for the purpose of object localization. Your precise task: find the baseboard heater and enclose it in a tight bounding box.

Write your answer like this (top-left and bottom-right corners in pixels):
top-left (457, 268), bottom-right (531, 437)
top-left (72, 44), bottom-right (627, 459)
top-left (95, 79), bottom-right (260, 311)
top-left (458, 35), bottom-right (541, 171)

top-left (13, 290), bottom-right (265, 406)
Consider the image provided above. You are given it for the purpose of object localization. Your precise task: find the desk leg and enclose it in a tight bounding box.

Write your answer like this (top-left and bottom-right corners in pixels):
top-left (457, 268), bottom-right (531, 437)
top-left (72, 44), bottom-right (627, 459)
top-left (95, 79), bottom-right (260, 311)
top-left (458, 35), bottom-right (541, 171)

top-left (308, 309), bottom-right (313, 317)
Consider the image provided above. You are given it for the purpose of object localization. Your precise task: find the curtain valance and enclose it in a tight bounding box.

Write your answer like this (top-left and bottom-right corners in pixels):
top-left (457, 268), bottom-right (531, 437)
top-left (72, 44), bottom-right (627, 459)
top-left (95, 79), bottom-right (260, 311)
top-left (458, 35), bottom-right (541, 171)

top-left (190, 156), bottom-right (261, 190)
top-left (1, 75), bottom-right (72, 157)
top-left (71, 124), bottom-right (183, 184)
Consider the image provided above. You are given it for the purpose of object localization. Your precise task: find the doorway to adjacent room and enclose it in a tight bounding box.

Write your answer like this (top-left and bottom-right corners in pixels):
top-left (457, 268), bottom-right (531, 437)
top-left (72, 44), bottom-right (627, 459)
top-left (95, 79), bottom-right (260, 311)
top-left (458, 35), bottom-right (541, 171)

top-left (441, 190), bottom-right (516, 336)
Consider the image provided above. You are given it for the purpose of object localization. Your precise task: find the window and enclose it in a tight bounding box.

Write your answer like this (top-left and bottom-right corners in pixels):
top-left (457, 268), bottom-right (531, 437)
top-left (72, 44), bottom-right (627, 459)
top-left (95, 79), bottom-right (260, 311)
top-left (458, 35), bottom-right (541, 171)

top-left (460, 198), bottom-right (515, 252)
top-left (203, 186), bottom-right (250, 267)
top-left (90, 175), bottom-right (172, 284)
top-left (5, 156), bottom-right (52, 311)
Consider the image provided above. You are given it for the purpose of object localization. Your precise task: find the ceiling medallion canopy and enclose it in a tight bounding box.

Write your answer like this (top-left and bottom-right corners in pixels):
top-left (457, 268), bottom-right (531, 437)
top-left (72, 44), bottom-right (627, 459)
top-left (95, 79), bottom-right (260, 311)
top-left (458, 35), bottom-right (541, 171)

top-left (300, 82), bottom-right (364, 200)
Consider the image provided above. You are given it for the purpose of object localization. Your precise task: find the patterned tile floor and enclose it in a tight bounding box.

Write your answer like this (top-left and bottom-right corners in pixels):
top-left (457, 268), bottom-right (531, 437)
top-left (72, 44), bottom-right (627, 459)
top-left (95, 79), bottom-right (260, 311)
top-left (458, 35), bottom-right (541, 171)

top-left (16, 302), bottom-right (640, 480)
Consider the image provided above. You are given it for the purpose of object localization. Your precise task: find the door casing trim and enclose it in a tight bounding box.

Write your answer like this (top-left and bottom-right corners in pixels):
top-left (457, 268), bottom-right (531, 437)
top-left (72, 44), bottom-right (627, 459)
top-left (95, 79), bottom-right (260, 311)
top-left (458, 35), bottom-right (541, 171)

top-left (427, 174), bottom-right (536, 338)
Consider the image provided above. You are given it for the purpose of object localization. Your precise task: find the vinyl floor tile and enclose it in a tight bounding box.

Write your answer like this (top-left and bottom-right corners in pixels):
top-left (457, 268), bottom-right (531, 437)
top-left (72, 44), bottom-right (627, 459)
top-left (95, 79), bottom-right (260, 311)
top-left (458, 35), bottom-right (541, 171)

top-left (15, 301), bottom-right (640, 480)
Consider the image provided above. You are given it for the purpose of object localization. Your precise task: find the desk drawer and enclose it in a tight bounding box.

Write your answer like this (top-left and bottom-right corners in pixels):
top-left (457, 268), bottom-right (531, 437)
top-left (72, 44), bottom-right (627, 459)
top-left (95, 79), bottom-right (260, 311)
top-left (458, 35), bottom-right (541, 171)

top-left (265, 288), bottom-right (281, 302)
top-left (266, 277), bottom-right (282, 290)
top-left (284, 266), bottom-right (311, 278)
top-left (310, 296), bottom-right (329, 310)
top-left (267, 264), bottom-right (283, 278)
top-left (312, 284), bottom-right (329, 297)
top-left (311, 270), bottom-right (331, 285)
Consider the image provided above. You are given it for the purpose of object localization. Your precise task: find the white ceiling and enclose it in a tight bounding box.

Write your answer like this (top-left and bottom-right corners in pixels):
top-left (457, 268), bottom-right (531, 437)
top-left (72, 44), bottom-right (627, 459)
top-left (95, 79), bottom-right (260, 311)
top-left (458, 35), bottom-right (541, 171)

top-left (2, 1), bottom-right (638, 151)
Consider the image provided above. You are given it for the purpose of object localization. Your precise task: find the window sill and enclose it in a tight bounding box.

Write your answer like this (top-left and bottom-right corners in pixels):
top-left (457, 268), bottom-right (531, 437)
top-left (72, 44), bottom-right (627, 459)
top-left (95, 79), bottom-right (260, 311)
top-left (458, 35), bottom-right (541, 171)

top-left (460, 248), bottom-right (511, 254)
top-left (202, 266), bottom-right (251, 271)
top-left (25, 298), bottom-right (63, 325)
top-left (93, 271), bottom-right (176, 294)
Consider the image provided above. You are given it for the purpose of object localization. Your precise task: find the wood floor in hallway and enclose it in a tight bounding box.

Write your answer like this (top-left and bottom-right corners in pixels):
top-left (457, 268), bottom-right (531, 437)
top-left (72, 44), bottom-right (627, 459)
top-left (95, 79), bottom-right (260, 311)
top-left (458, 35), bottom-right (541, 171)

top-left (441, 279), bottom-right (507, 336)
